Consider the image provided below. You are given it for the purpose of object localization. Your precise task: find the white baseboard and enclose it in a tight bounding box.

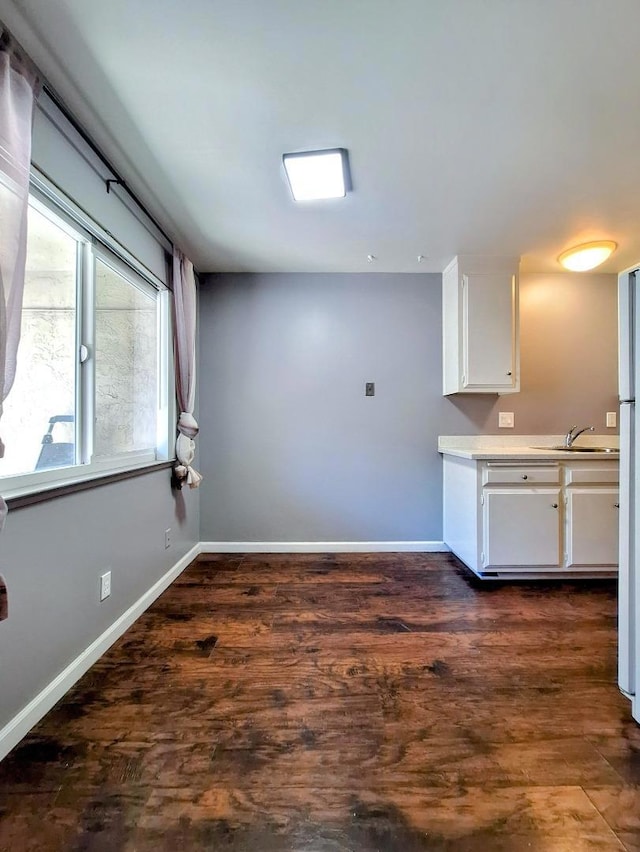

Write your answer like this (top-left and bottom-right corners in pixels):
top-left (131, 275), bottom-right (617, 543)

top-left (200, 541), bottom-right (448, 553)
top-left (0, 543), bottom-right (201, 763)
top-left (0, 538), bottom-right (449, 761)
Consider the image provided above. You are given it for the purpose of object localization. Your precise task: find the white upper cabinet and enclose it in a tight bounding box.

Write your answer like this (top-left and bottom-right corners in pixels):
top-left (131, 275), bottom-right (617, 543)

top-left (443, 255), bottom-right (520, 395)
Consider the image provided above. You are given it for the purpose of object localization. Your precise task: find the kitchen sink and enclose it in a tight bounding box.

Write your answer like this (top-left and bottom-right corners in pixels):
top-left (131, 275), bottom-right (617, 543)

top-left (530, 445), bottom-right (619, 453)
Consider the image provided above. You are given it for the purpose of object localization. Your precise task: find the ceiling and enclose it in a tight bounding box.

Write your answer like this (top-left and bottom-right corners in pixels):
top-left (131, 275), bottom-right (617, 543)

top-left (2, 0), bottom-right (640, 275)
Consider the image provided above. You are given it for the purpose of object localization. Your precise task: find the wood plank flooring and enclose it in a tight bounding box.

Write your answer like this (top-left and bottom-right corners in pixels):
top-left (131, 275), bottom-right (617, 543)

top-left (0, 552), bottom-right (639, 851)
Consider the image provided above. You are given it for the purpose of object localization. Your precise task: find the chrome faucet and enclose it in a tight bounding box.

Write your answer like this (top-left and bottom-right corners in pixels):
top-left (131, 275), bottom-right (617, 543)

top-left (564, 425), bottom-right (595, 448)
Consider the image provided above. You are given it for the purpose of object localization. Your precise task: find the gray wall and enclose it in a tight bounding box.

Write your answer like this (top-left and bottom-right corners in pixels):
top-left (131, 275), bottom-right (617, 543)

top-left (0, 78), bottom-right (201, 742)
top-left (0, 469), bottom-right (199, 728)
top-left (33, 94), bottom-right (169, 282)
top-left (199, 271), bottom-right (618, 544)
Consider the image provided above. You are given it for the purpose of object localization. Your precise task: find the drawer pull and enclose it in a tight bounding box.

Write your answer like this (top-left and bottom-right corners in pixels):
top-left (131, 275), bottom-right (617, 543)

top-left (521, 474), bottom-right (528, 480)
top-left (552, 503), bottom-right (558, 509)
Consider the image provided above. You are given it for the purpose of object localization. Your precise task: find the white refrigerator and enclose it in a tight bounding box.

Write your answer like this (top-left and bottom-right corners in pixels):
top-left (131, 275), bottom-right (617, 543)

top-left (618, 267), bottom-right (639, 724)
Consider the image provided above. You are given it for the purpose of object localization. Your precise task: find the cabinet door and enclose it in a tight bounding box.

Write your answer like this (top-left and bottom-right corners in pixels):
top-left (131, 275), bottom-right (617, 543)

top-left (565, 488), bottom-right (619, 567)
top-left (462, 272), bottom-right (516, 391)
top-left (483, 488), bottom-right (562, 568)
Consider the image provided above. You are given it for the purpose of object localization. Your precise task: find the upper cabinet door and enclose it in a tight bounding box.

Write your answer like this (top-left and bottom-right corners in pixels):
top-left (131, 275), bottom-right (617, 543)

top-left (463, 272), bottom-right (516, 391)
top-left (442, 255), bottom-right (520, 395)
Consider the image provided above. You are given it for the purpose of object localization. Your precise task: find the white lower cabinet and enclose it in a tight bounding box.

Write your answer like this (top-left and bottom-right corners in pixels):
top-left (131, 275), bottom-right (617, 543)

top-left (483, 488), bottom-right (562, 568)
top-left (565, 488), bottom-right (619, 567)
top-left (442, 454), bottom-right (619, 579)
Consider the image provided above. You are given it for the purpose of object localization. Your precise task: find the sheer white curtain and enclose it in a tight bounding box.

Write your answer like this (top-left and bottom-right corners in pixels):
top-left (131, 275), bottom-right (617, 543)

top-left (172, 248), bottom-right (202, 489)
top-left (0, 31), bottom-right (39, 619)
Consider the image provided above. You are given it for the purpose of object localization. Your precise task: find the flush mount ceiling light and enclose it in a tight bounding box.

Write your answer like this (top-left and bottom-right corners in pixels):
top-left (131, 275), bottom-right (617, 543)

top-left (282, 148), bottom-right (351, 201)
top-left (558, 240), bottom-right (617, 271)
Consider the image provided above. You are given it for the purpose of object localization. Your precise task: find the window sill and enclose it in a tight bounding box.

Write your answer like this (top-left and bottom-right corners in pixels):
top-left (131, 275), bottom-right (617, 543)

top-left (4, 460), bottom-right (175, 510)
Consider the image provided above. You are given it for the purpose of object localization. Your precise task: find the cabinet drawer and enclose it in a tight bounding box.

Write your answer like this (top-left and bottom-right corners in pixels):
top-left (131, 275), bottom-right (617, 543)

top-left (565, 464), bottom-right (619, 485)
top-left (482, 464), bottom-right (560, 485)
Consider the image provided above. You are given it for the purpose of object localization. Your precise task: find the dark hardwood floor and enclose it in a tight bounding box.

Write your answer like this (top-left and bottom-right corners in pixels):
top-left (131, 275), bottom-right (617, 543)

top-left (0, 552), bottom-right (639, 851)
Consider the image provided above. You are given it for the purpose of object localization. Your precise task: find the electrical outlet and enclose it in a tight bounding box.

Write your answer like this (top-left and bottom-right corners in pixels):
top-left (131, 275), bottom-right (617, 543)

top-left (498, 411), bottom-right (515, 428)
top-left (606, 411), bottom-right (617, 428)
top-left (165, 528), bottom-right (171, 549)
top-left (100, 571), bottom-right (111, 602)
top-left (365, 382), bottom-right (375, 397)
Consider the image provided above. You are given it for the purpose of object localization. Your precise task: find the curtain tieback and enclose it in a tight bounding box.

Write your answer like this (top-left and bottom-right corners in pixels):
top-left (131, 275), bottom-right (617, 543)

top-left (177, 411), bottom-right (199, 439)
top-left (174, 423), bottom-right (202, 489)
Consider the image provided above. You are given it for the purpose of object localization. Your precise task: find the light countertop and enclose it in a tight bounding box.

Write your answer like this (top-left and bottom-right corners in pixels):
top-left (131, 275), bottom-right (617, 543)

top-left (438, 434), bottom-right (620, 461)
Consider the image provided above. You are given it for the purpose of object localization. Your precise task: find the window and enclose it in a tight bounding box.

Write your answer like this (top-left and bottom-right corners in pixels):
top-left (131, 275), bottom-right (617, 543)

top-left (0, 192), bottom-right (171, 495)
top-left (1, 201), bottom-right (78, 477)
top-left (93, 253), bottom-right (159, 460)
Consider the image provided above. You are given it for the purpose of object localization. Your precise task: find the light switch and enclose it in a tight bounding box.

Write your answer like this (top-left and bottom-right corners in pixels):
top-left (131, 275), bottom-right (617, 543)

top-left (498, 411), bottom-right (514, 428)
top-left (606, 411), bottom-right (617, 428)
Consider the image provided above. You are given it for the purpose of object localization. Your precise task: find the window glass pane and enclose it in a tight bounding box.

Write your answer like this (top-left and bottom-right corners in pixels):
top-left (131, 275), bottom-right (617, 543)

top-left (94, 259), bottom-right (158, 459)
top-left (0, 203), bottom-right (77, 477)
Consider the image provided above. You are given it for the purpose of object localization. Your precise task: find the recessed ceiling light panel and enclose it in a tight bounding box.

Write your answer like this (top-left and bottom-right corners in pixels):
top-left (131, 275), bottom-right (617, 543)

top-left (558, 240), bottom-right (617, 271)
top-left (283, 148), bottom-right (351, 201)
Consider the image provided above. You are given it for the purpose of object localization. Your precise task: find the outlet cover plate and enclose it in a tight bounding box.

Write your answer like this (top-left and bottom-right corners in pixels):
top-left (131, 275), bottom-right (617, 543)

top-left (606, 411), bottom-right (617, 428)
top-left (498, 412), bottom-right (515, 428)
top-left (100, 571), bottom-right (111, 601)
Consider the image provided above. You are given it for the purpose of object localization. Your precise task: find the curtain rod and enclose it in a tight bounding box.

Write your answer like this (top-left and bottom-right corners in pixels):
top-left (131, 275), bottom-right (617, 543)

top-left (42, 83), bottom-right (175, 252)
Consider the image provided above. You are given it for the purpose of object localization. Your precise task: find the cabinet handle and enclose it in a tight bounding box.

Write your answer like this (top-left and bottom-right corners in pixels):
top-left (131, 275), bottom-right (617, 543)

top-left (614, 503), bottom-right (620, 508)
top-left (521, 474), bottom-right (528, 480)
top-left (507, 371), bottom-right (512, 376)
top-left (552, 503), bottom-right (558, 509)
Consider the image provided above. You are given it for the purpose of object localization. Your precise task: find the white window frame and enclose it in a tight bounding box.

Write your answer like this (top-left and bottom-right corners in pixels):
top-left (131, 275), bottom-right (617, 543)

top-left (0, 184), bottom-right (175, 501)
